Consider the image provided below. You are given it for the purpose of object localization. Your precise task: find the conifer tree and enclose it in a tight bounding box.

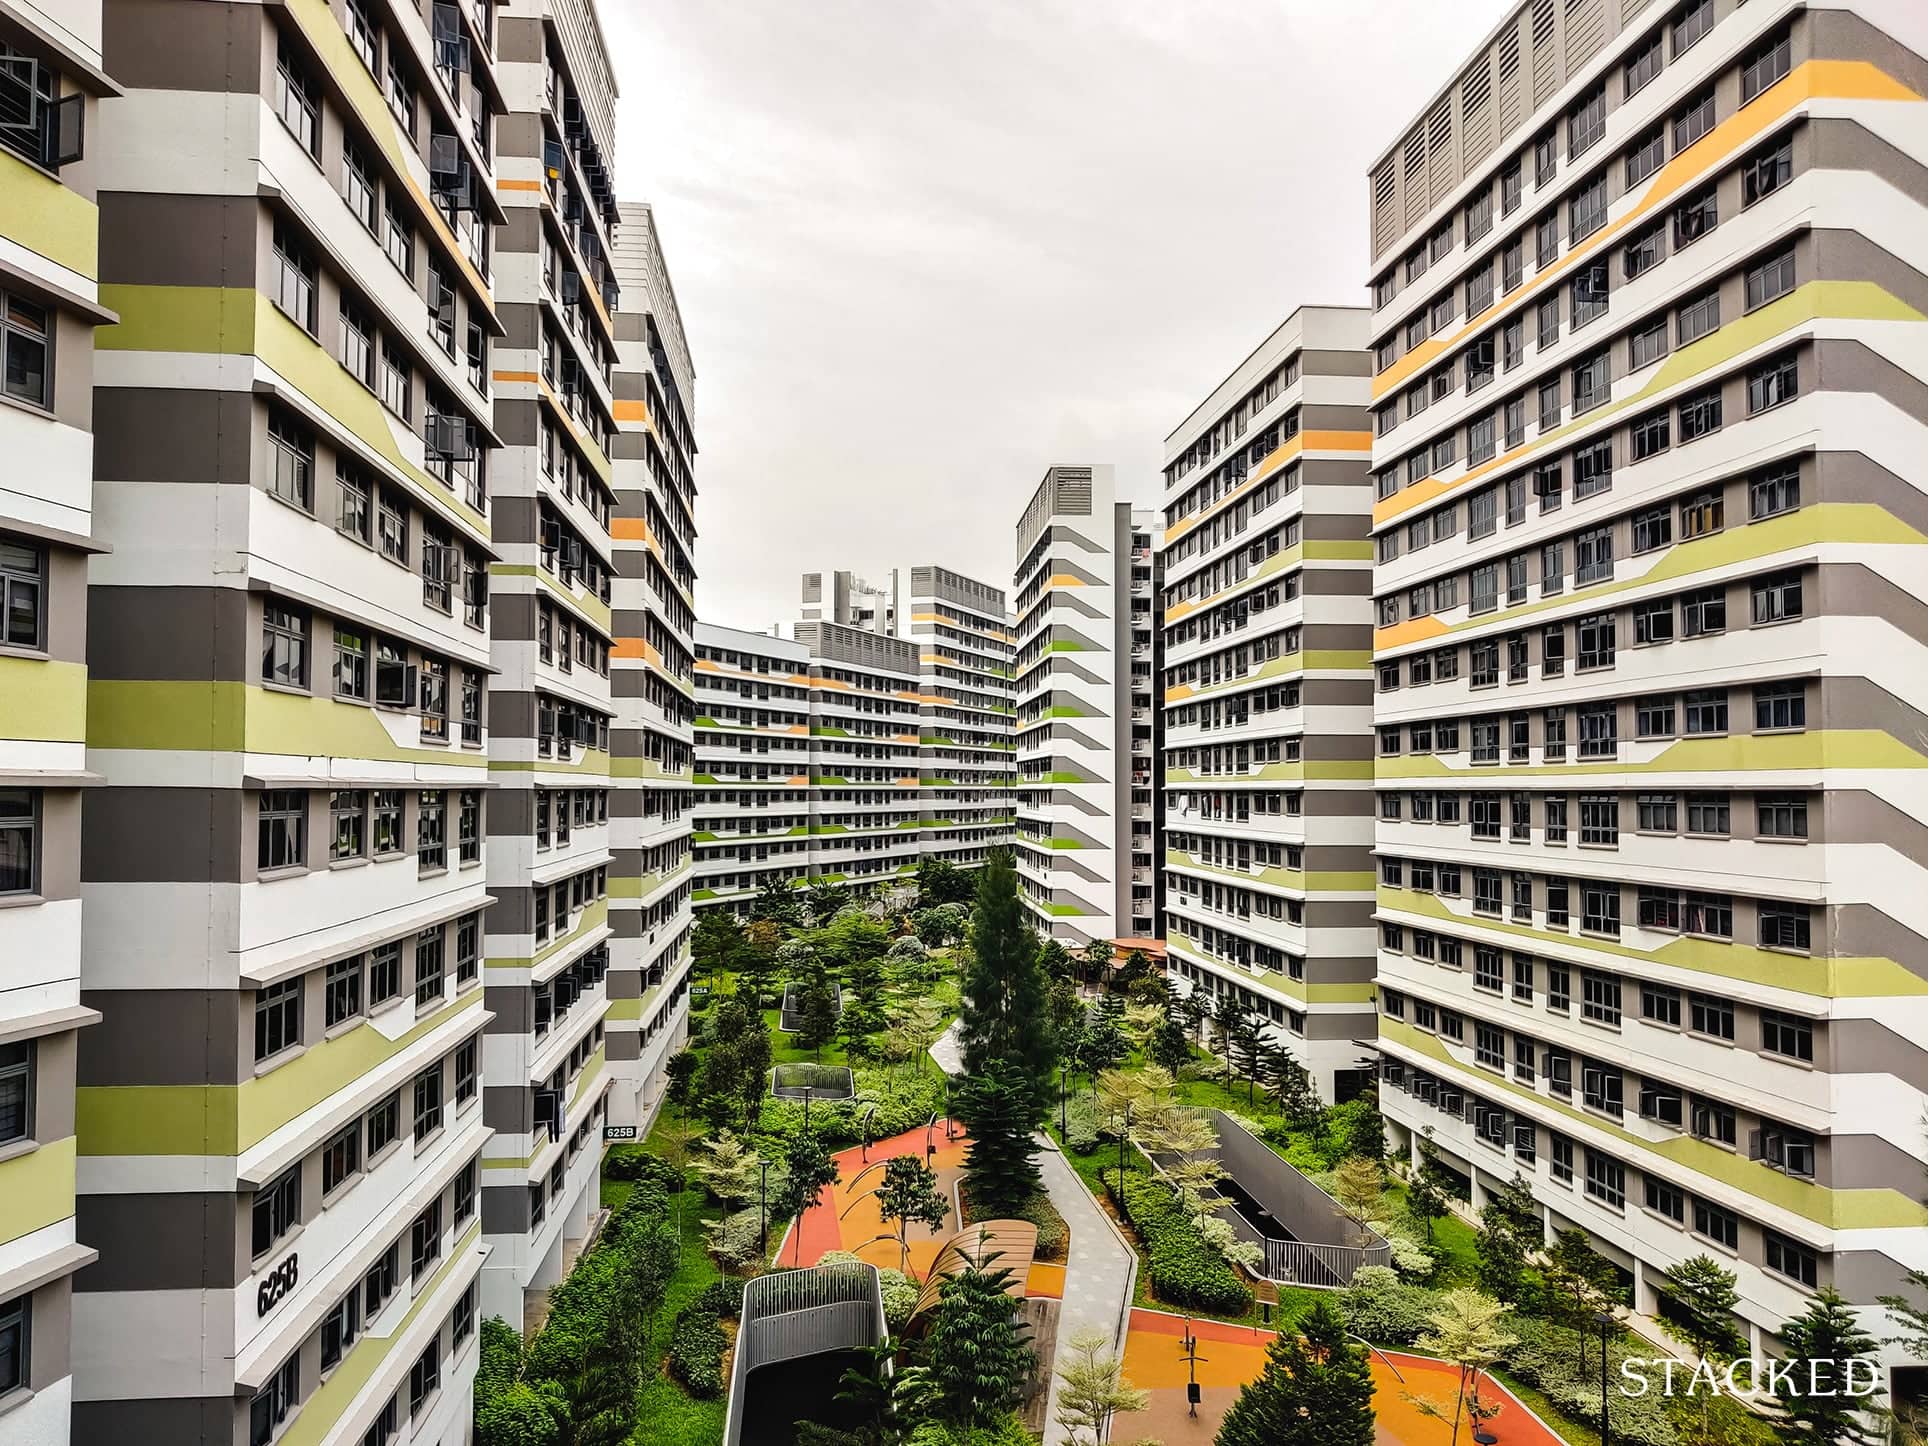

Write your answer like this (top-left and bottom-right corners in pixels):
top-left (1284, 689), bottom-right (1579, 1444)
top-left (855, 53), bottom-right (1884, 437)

top-left (1217, 1297), bottom-right (1376, 1446)
top-left (958, 849), bottom-right (1054, 1115)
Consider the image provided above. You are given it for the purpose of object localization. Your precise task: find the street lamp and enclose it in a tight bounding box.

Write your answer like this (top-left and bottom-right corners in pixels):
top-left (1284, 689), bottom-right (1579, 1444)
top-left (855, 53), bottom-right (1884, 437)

top-left (1595, 1310), bottom-right (1614, 1446)
top-left (1116, 1101), bottom-right (1134, 1223)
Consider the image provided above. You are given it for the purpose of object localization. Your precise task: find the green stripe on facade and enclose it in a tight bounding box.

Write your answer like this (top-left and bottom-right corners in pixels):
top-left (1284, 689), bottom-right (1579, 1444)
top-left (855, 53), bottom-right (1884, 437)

top-left (76, 990), bottom-right (487, 1155)
top-left (0, 1136), bottom-right (77, 1247)
top-left (0, 657), bottom-right (87, 743)
top-left (1377, 886), bottom-right (1928, 998)
top-left (1165, 759), bottom-right (1374, 784)
top-left (2, 149), bottom-right (99, 279)
top-left (1165, 850), bottom-right (1375, 892)
top-left (86, 679), bottom-right (490, 765)
top-left (1382, 1019), bottom-right (1925, 1230)
top-left (1372, 728), bottom-right (1928, 781)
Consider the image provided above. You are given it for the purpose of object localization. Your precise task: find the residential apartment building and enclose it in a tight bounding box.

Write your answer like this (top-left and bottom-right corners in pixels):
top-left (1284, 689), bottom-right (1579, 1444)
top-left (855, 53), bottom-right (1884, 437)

top-left (1013, 465), bottom-right (1161, 943)
top-left (1158, 307), bottom-right (1379, 1101)
top-left (691, 620), bottom-right (927, 912)
top-left (606, 200), bottom-right (697, 1138)
top-left (76, 0), bottom-right (501, 1435)
top-left (0, 0), bottom-right (112, 1434)
top-left (1364, 0), bottom-right (1928, 1364)
top-left (797, 565), bottom-right (1017, 870)
top-left (478, 0), bottom-right (621, 1328)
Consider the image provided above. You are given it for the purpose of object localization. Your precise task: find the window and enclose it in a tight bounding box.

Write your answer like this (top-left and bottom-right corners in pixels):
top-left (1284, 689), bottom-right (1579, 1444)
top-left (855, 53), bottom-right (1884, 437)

top-left (259, 790), bottom-right (306, 872)
top-left (320, 1290), bottom-right (361, 1374)
top-left (1686, 792), bottom-right (1730, 838)
top-left (1752, 571), bottom-right (1803, 626)
top-left (322, 1119), bottom-right (362, 1197)
top-left (1693, 1197), bottom-right (1739, 1250)
top-left (360, 1398), bottom-right (398, 1446)
top-left (339, 297), bottom-right (375, 387)
top-left (1630, 319), bottom-right (1668, 374)
top-left (458, 790), bottom-right (481, 865)
top-left (364, 1242), bottom-right (400, 1319)
top-left (417, 790), bottom-right (447, 871)
top-left (1634, 598), bottom-right (1674, 645)
top-left (1680, 487), bottom-right (1724, 538)
top-left (367, 1090), bottom-right (401, 1161)
top-left (1751, 464), bottom-right (1801, 519)
top-left (325, 955), bottom-right (363, 1027)
top-left (1746, 248), bottom-right (1796, 310)
top-left (410, 1199), bottom-right (443, 1281)
top-left (1632, 506), bottom-right (1672, 553)
top-left (379, 336), bottom-right (411, 419)
top-left (1765, 1231), bottom-right (1817, 1288)
top-left (1675, 186), bottom-right (1717, 248)
top-left (1579, 795), bottom-right (1619, 846)
top-left (337, 464), bottom-right (374, 546)
top-left (1677, 288), bottom-right (1719, 347)
top-left (252, 1164), bottom-right (300, 1259)
top-left (1573, 440), bottom-right (1611, 502)
top-left (1672, 0), bottom-right (1712, 55)
top-left (1625, 32), bottom-right (1662, 97)
top-left (1550, 1135), bottom-right (1574, 1184)
top-left (382, 197), bottom-right (413, 279)
top-left (1, 293), bottom-right (51, 409)
top-left (1582, 970), bottom-right (1622, 1024)
top-left (271, 221), bottom-right (317, 331)
top-left (255, 978), bottom-right (302, 1061)
top-left (455, 1037), bottom-right (478, 1106)
top-left (1575, 528), bottom-right (1613, 588)
top-left (0, 1042), bottom-right (31, 1146)
top-left (1682, 588), bottom-right (1727, 640)
top-left (1569, 173), bottom-right (1607, 242)
top-left (1583, 1063), bottom-right (1623, 1116)
top-left (1690, 991), bottom-right (1735, 1040)
top-left (342, 142), bottom-right (378, 230)
top-left (1568, 86), bottom-right (1605, 158)
top-left (1642, 983), bottom-right (1682, 1027)
top-left (1637, 792), bottom-right (1679, 832)
top-left (1640, 886), bottom-right (1681, 931)
top-left (1742, 28), bottom-right (1793, 103)
top-left (1754, 681), bottom-right (1806, 732)
top-left (412, 1063), bottom-right (443, 1140)
top-left (1585, 1150), bottom-right (1626, 1209)
top-left (274, 42), bottom-right (319, 156)
top-left (251, 1355), bottom-right (300, 1446)
top-left (1758, 794), bottom-right (1809, 840)
top-left (1673, 89), bottom-right (1715, 152)
top-left (1762, 1009), bottom-right (1815, 1062)
top-left (1761, 901), bottom-right (1812, 952)
top-left (1646, 1178), bottom-right (1685, 1223)
top-left (1581, 882), bottom-right (1620, 936)
top-left (1570, 259), bottom-right (1608, 329)
top-left (1678, 388), bottom-right (1722, 442)
top-left (261, 601), bottom-right (308, 688)
top-left (0, 788), bottom-right (34, 895)
top-left (410, 1342), bottom-right (441, 1417)
top-left (1749, 353), bottom-right (1798, 413)
top-left (414, 929), bottom-right (445, 1008)
top-left (1743, 137), bottom-right (1792, 207)
top-left (267, 407), bottom-right (314, 511)
top-left (372, 790), bottom-right (404, 856)
top-left (0, 539), bottom-right (44, 650)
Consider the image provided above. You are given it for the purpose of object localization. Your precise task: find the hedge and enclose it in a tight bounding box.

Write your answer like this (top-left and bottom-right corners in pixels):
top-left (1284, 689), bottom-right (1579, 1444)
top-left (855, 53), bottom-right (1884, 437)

top-left (1102, 1168), bottom-right (1252, 1316)
top-left (604, 1149), bottom-right (687, 1189)
top-left (667, 1278), bottom-right (744, 1398)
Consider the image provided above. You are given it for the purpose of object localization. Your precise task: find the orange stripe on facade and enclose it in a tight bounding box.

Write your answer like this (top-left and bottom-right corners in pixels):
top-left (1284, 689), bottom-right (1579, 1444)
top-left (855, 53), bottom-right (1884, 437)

top-left (492, 369), bottom-right (539, 383)
top-left (496, 178), bottom-right (542, 192)
top-left (614, 398), bottom-right (650, 423)
top-left (1368, 60), bottom-right (1918, 407)
top-left (1165, 429), bottom-right (1373, 545)
top-left (613, 638), bottom-right (647, 659)
top-left (1373, 615), bottom-right (1449, 652)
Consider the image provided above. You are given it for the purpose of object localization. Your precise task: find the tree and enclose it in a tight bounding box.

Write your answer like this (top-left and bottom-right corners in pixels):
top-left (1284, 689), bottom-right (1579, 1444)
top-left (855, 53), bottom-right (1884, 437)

top-left (739, 919), bottom-right (781, 1006)
top-left (806, 879), bottom-right (853, 924)
top-left (735, 1014), bottom-right (773, 1131)
top-left (1080, 938), bottom-right (1115, 987)
top-left (693, 910), bottom-right (744, 978)
top-left (1218, 1298), bottom-right (1376, 1446)
top-left (1772, 1287), bottom-right (1882, 1446)
top-left (1266, 1047), bottom-right (1325, 1132)
top-left (1049, 978), bottom-right (1087, 1069)
top-left (916, 855), bottom-right (973, 908)
top-left (1229, 1009), bottom-right (1267, 1102)
top-left (689, 1130), bottom-right (761, 1209)
top-left (876, 1154), bottom-right (950, 1275)
top-left (753, 875), bottom-right (805, 928)
top-left (958, 849), bottom-right (1055, 1115)
top-left (1411, 1288), bottom-right (1516, 1446)
top-left (1474, 1174), bottom-right (1544, 1306)
top-left (1211, 991), bottom-right (1244, 1075)
top-left (919, 1253), bottom-right (1035, 1433)
top-left (1054, 1324), bottom-right (1149, 1446)
top-left (773, 1133), bottom-right (840, 1265)
top-left (954, 1062), bottom-right (1043, 1217)
top-left (696, 1041), bottom-right (744, 1134)
top-left (664, 1048), bottom-right (699, 1112)
top-left (1148, 1013), bottom-right (1193, 1075)
top-left (1114, 947), bottom-right (1153, 993)
top-left (1406, 1133), bottom-right (1453, 1241)
top-left (1177, 985), bottom-right (1211, 1043)
top-left (796, 961), bottom-right (841, 1060)
top-left (1332, 1157), bottom-right (1386, 1230)
top-left (1037, 936), bottom-right (1072, 982)
top-left (821, 909), bottom-right (890, 971)
top-left (1542, 1226), bottom-right (1623, 1377)
top-left (1658, 1254), bottom-right (1744, 1365)
top-left (1077, 1011), bottom-right (1128, 1081)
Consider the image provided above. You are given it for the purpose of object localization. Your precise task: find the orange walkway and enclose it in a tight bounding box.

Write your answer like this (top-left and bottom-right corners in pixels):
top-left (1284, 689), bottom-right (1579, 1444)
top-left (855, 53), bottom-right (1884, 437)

top-left (782, 1121), bottom-right (970, 1276)
top-left (1119, 1308), bottom-right (1566, 1446)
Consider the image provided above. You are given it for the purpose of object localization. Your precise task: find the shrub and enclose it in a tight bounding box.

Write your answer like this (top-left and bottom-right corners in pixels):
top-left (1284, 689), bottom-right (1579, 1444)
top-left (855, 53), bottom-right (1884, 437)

top-left (887, 935), bottom-right (930, 963)
top-left (1000, 1189), bottom-right (1068, 1261)
top-left (1500, 1316), bottom-right (1680, 1446)
top-left (1338, 1265), bottom-right (1440, 1345)
top-left (1061, 1096), bottom-right (1101, 1154)
top-left (905, 1412), bottom-right (1035, 1446)
top-left (604, 1149), bottom-right (685, 1189)
top-left (704, 1206), bottom-right (765, 1269)
top-left (879, 1267), bottom-right (918, 1328)
top-left (1102, 1168), bottom-right (1252, 1316)
top-left (667, 1279), bottom-right (742, 1400)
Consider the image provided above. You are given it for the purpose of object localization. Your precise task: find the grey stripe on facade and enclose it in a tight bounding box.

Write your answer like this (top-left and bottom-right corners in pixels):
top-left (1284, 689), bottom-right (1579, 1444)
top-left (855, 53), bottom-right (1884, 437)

top-left (87, 584), bottom-right (247, 680)
top-left (76, 989), bottom-right (238, 1086)
top-left (71, 1393), bottom-right (237, 1445)
top-left (75, 1192), bottom-right (240, 1291)
top-left (1301, 349), bottom-right (1373, 379)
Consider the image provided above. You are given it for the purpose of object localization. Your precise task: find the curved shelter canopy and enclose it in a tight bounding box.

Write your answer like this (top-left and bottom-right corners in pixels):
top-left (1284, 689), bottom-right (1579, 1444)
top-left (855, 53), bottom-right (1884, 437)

top-left (907, 1220), bottom-right (1038, 1324)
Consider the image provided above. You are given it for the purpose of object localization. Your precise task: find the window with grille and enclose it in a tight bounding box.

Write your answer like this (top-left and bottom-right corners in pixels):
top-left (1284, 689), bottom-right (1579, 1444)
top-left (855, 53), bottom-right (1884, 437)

top-left (1741, 27), bottom-right (1792, 103)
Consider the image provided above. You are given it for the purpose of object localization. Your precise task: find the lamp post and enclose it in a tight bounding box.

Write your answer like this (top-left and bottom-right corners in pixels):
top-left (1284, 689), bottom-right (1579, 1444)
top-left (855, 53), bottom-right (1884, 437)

top-left (1116, 1101), bottom-right (1133, 1224)
top-left (758, 1156), bottom-right (771, 1254)
top-left (1595, 1310), bottom-right (1613, 1446)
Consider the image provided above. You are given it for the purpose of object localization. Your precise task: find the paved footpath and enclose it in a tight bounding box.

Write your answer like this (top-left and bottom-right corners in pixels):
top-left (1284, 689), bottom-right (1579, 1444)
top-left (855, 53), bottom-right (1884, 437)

top-left (1037, 1136), bottom-right (1137, 1445)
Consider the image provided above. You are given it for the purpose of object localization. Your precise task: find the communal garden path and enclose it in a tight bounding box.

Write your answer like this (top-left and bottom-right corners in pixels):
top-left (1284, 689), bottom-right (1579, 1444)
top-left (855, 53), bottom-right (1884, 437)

top-left (1037, 1136), bottom-right (1137, 1446)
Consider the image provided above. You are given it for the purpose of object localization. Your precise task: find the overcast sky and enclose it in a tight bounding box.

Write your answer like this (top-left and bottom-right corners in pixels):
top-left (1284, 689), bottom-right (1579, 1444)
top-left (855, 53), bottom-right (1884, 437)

top-left (604, 0), bottom-right (1510, 632)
